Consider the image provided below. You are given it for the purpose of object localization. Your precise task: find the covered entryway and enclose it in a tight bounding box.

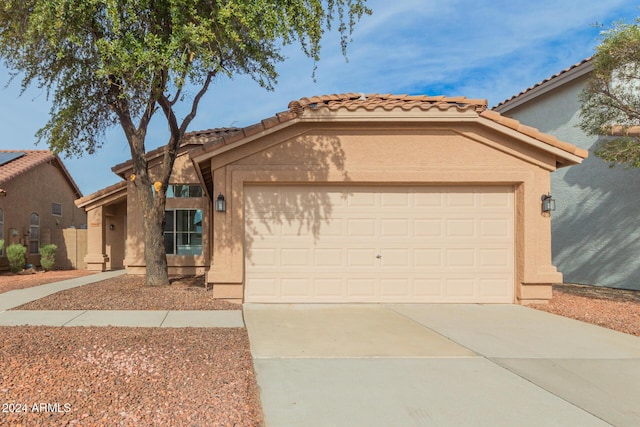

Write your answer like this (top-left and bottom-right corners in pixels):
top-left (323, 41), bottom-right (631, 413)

top-left (244, 184), bottom-right (514, 303)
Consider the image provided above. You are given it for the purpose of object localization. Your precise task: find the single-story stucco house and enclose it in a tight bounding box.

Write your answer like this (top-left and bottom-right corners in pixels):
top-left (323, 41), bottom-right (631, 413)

top-left (77, 93), bottom-right (587, 304)
top-left (494, 58), bottom-right (640, 291)
top-left (0, 150), bottom-right (86, 270)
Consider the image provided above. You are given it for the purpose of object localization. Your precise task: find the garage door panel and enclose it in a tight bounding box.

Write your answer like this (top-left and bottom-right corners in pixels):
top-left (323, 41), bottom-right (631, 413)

top-left (381, 279), bottom-right (410, 297)
top-left (479, 218), bottom-right (512, 238)
top-left (281, 278), bottom-right (311, 297)
top-left (347, 279), bottom-right (377, 297)
top-left (381, 219), bottom-right (410, 237)
top-left (446, 249), bottom-right (476, 268)
top-left (445, 192), bottom-right (476, 207)
top-left (248, 248), bottom-right (278, 267)
top-left (414, 219), bottom-right (443, 237)
top-left (444, 278), bottom-right (476, 298)
top-left (379, 248), bottom-right (411, 267)
top-left (414, 249), bottom-right (443, 268)
top-left (479, 248), bottom-right (511, 268)
top-left (245, 185), bottom-right (514, 303)
top-left (313, 279), bottom-right (344, 297)
top-left (446, 219), bottom-right (477, 237)
top-left (314, 249), bottom-right (344, 267)
top-left (381, 192), bottom-right (410, 208)
top-left (479, 277), bottom-right (513, 297)
top-left (347, 248), bottom-right (377, 267)
top-left (280, 248), bottom-right (310, 266)
top-left (479, 191), bottom-right (512, 208)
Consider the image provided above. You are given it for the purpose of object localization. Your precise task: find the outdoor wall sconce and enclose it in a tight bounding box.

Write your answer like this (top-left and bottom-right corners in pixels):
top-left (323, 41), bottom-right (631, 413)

top-left (216, 193), bottom-right (226, 212)
top-left (541, 193), bottom-right (556, 212)
top-left (109, 224), bottom-right (115, 231)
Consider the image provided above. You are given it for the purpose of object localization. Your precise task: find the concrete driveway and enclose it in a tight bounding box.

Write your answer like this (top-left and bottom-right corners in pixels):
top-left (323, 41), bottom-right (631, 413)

top-left (244, 304), bottom-right (640, 427)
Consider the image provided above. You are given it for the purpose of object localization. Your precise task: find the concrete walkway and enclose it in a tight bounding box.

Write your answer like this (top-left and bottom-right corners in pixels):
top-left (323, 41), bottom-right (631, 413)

top-left (245, 303), bottom-right (640, 427)
top-left (0, 270), bottom-right (244, 328)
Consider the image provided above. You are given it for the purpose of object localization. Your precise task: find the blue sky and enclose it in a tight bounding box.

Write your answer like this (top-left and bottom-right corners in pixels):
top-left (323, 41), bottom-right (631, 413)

top-left (1, 0), bottom-right (639, 195)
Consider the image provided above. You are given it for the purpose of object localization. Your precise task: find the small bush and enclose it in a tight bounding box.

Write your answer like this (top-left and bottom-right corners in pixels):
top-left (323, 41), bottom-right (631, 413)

top-left (39, 244), bottom-right (57, 271)
top-left (7, 244), bottom-right (26, 273)
top-left (0, 239), bottom-right (4, 252)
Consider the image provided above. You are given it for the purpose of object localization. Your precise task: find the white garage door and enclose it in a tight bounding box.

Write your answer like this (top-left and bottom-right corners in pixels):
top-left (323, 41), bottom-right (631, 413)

top-left (244, 185), bottom-right (514, 303)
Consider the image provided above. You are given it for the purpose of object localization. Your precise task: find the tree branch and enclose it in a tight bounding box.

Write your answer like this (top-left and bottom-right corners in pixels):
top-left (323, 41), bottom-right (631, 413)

top-left (179, 71), bottom-right (216, 135)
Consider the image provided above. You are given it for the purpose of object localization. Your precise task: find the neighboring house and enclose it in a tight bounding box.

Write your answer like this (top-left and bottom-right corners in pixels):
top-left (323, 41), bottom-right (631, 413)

top-left (0, 150), bottom-right (87, 270)
top-left (494, 58), bottom-right (640, 290)
top-left (79, 93), bottom-right (586, 304)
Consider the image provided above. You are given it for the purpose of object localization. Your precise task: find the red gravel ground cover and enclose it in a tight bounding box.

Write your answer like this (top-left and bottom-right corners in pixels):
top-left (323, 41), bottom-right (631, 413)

top-left (0, 270), bottom-right (95, 294)
top-left (531, 283), bottom-right (640, 337)
top-left (1, 272), bottom-right (639, 426)
top-left (13, 274), bottom-right (241, 311)
top-left (0, 327), bottom-right (262, 426)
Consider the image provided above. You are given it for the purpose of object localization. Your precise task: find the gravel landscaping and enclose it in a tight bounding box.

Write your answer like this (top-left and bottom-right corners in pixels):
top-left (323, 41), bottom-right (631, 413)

top-left (1, 270), bottom-right (639, 426)
top-left (0, 327), bottom-right (262, 426)
top-left (531, 283), bottom-right (640, 337)
top-left (12, 274), bottom-right (241, 311)
top-left (0, 270), bottom-right (95, 294)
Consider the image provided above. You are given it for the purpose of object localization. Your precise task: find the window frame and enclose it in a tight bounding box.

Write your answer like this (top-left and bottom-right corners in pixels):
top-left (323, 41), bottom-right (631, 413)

top-left (51, 202), bottom-right (62, 217)
top-left (166, 184), bottom-right (203, 199)
top-left (29, 212), bottom-right (39, 255)
top-left (163, 208), bottom-right (203, 256)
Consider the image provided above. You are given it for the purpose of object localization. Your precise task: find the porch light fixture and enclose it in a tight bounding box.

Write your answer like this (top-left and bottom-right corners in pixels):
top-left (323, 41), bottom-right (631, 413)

top-left (541, 194), bottom-right (556, 212)
top-left (216, 193), bottom-right (226, 212)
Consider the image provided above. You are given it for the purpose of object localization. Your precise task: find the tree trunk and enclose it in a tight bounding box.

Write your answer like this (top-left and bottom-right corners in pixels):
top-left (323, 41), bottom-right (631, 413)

top-left (134, 151), bottom-right (169, 286)
top-left (134, 168), bottom-right (170, 287)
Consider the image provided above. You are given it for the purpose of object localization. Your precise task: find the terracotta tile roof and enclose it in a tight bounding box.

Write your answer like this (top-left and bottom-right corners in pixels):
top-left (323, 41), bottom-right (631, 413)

top-left (0, 149), bottom-right (82, 198)
top-left (289, 93), bottom-right (487, 113)
top-left (192, 93), bottom-right (492, 156)
top-left (191, 93), bottom-right (585, 161)
top-left (493, 57), bottom-right (593, 109)
top-left (0, 150), bottom-right (55, 185)
top-left (290, 93), bottom-right (489, 113)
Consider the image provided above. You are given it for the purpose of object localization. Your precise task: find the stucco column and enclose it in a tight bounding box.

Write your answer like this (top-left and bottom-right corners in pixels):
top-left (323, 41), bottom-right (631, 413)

top-left (84, 205), bottom-right (108, 271)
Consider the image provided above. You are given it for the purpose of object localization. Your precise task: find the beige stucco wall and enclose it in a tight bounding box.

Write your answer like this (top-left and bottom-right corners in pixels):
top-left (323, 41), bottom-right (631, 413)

top-left (204, 120), bottom-right (562, 304)
top-left (0, 162), bottom-right (86, 270)
top-left (124, 151), bottom-right (210, 275)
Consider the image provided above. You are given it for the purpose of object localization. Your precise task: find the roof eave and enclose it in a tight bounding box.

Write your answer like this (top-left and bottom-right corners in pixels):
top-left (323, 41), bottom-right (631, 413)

top-left (493, 58), bottom-right (593, 113)
top-left (75, 180), bottom-right (127, 209)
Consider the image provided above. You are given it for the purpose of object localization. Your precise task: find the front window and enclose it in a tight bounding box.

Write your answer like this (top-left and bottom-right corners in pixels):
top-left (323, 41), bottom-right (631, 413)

top-left (29, 212), bottom-right (39, 254)
top-left (164, 209), bottom-right (202, 255)
top-left (166, 184), bottom-right (203, 198)
top-left (52, 203), bottom-right (62, 216)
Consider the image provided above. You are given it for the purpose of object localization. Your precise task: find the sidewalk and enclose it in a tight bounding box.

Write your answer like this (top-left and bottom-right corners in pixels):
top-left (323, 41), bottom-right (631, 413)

top-left (0, 270), bottom-right (244, 328)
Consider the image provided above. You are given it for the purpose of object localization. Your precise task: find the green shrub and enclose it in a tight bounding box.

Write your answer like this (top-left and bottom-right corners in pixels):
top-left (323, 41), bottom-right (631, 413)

top-left (0, 239), bottom-right (4, 252)
top-left (7, 244), bottom-right (26, 273)
top-left (39, 244), bottom-right (57, 271)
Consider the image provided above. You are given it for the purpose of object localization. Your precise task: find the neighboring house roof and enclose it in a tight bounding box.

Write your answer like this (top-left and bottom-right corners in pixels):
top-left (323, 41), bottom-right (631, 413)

top-left (75, 180), bottom-right (127, 209)
top-left (493, 58), bottom-right (594, 112)
top-left (0, 150), bottom-right (82, 198)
